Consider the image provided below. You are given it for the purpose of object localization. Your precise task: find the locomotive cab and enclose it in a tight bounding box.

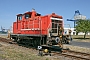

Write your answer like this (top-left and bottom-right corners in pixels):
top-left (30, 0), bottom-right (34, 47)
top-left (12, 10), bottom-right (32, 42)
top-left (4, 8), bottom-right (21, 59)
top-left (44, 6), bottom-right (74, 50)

top-left (47, 13), bottom-right (64, 45)
top-left (50, 17), bottom-right (63, 36)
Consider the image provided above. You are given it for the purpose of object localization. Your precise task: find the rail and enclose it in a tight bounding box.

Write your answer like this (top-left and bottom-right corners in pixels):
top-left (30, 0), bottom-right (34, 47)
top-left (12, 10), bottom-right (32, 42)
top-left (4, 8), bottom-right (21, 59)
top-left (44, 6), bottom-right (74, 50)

top-left (52, 50), bottom-right (90, 60)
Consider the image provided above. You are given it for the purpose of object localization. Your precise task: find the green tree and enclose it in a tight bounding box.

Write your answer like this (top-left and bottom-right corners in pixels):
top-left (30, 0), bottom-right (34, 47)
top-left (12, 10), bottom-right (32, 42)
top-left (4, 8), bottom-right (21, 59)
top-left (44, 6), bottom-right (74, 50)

top-left (75, 19), bottom-right (90, 39)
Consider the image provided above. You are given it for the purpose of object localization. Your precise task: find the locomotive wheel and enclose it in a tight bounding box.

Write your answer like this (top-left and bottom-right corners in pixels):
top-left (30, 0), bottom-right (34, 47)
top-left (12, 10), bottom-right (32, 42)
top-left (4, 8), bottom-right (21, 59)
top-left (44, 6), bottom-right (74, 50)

top-left (67, 40), bottom-right (70, 44)
top-left (65, 40), bottom-right (70, 44)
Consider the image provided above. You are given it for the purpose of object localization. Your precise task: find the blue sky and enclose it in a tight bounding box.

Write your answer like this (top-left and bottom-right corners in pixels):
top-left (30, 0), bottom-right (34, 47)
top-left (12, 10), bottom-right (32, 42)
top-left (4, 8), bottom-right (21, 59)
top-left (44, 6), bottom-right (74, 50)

top-left (0, 0), bottom-right (90, 29)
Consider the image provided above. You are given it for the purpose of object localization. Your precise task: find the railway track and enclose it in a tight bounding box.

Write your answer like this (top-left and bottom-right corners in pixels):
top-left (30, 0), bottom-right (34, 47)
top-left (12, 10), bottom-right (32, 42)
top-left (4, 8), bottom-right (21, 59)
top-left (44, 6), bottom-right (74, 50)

top-left (0, 37), bottom-right (90, 60)
top-left (0, 37), bottom-right (17, 45)
top-left (0, 37), bottom-right (12, 43)
top-left (52, 49), bottom-right (90, 60)
top-left (0, 37), bottom-right (36, 49)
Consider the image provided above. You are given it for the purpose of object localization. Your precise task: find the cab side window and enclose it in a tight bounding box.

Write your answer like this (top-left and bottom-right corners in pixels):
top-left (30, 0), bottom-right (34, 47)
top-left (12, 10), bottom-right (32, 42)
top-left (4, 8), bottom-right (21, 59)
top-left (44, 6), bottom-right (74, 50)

top-left (25, 14), bottom-right (31, 19)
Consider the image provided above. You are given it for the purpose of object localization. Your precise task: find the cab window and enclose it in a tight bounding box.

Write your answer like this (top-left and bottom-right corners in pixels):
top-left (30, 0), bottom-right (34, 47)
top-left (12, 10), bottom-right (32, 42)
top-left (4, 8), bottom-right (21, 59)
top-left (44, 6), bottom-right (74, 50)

top-left (17, 15), bottom-right (22, 20)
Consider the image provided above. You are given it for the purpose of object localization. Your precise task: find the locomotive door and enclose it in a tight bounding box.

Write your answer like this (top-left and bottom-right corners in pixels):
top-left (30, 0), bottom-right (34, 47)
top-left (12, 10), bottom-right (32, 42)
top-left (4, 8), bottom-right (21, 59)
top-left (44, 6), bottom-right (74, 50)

top-left (51, 19), bottom-right (62, 36)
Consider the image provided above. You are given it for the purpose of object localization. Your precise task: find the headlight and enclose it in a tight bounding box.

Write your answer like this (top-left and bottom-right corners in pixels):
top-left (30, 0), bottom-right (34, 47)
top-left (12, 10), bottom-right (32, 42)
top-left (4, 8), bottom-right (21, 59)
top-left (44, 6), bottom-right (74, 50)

top-left (44, 49), bottom-right (48, 53)
top-left (60, 36), bottom-right (62, 38)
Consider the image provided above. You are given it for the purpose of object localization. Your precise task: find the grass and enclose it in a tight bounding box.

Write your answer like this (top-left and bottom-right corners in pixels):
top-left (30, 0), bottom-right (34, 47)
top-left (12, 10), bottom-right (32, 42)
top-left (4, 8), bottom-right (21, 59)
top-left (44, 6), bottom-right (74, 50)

top-left (0, 44), bottom-right (64, 60)
top-left (0, 44), bottom-right (43, 60)
top-left (71, 35), bottom-right (90, 42)
top-left (0, 43), bottom-right (62, 60)
top-left (46, 58), bottom-right (49, 60)
top-left (72, 35), bottom-right (90, 39)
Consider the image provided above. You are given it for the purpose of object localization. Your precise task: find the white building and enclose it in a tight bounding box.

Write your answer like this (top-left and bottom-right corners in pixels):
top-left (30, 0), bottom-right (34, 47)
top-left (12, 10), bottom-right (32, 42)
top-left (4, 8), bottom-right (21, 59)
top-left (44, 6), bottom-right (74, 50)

top-left (64, 28), bottom-right (90, 35)
top-left (64, 28), bottom-right (76, 35)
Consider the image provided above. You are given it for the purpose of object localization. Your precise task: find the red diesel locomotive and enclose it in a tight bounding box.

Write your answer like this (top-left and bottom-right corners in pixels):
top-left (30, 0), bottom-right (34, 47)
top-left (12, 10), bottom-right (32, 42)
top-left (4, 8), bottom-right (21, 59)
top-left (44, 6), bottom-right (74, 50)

top-left (10, 9), bottom-right (65, 47)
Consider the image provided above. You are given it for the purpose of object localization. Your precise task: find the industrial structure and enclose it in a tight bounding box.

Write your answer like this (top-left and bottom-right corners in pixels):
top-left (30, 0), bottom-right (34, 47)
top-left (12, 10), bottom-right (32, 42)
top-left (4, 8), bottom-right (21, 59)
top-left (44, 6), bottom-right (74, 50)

top-left (0, 26), bottom-right (8, 34)
top-left (67, 10), bottom-right (86, 28)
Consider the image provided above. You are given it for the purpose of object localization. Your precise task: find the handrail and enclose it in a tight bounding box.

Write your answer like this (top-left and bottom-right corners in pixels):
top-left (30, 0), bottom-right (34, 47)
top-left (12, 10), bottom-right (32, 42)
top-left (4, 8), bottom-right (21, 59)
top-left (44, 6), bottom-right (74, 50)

top-left (47, 21), bottom-right (51, 36)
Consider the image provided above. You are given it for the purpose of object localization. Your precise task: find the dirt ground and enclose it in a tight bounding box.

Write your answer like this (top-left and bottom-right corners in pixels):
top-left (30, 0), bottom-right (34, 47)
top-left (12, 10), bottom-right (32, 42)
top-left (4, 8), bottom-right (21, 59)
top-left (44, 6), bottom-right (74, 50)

top-left (0, 42), bottom-right (69, 60)
top-left (0, 41), bottom-right (90, 60)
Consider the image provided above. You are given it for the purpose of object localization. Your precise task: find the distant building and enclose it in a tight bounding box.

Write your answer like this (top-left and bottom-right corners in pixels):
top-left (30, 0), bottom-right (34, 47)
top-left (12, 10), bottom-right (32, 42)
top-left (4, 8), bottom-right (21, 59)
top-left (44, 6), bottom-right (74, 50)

top-left (78, 32), bottom-right (90, 35)
top-left (64, 28), bottom-right (76, 35)
top-left (64, 28), bottom-right (90, 35)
